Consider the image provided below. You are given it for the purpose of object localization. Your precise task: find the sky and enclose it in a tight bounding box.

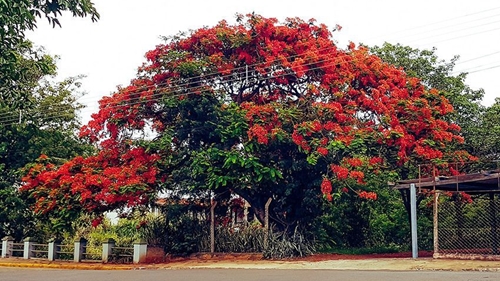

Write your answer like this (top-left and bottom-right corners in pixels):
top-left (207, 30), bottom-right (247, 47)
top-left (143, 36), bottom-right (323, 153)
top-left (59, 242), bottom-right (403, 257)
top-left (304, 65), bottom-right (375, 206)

top-left (27, 0), bottom-right (500, 124)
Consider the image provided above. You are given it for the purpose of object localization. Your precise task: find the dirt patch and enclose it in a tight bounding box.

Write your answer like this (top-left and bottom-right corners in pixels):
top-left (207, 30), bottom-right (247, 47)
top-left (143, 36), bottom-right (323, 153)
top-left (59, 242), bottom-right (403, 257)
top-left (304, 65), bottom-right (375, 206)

top-left (291, 251), bottom-right (434, 262)
top-left (161, 251), bottom-right (434, 263)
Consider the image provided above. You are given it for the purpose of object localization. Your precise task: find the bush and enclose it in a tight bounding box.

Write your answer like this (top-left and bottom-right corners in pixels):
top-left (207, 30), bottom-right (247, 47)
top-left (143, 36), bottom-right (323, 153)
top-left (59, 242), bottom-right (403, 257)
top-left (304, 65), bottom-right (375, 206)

top-left (263, 227), bottom-right (316, 259)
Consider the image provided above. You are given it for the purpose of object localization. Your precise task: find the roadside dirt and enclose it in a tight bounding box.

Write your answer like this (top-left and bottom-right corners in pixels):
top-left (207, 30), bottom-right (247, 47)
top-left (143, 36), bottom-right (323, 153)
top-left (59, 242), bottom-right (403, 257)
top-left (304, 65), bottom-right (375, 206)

top-left (169, 250), bottom-right (433, 262)
top-left (2, 251), bottom-right (500, 271)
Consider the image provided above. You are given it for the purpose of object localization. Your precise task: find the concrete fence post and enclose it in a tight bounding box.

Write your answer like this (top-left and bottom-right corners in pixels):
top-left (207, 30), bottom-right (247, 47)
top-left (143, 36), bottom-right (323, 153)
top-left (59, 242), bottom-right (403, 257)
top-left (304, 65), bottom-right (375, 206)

top-left (102, 238), bottom-right (115, 263)
top-left (48, 238), bottom-right (60, 261)
top-left (23, 237), bottom-right (35, 259)
top-left (1, 236), bottom-right (14, 258)
top-left (133, 239), bottom-right (148, 264)
top-left (74, 237), bottom-right (87, 262)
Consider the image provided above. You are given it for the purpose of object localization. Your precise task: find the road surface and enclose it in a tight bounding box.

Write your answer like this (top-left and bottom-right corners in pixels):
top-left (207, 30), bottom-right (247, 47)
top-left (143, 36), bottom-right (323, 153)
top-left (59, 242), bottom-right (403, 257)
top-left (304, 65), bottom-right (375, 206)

top-left (0, 268), bottom-right (499, 281)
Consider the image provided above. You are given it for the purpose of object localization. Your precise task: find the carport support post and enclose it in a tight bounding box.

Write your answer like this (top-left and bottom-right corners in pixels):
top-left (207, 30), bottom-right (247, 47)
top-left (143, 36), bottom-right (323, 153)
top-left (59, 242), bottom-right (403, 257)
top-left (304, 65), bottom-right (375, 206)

top-left (410, 183), bottom-right (418, 258)
top-left (433, 192), bottom-right (440, 257)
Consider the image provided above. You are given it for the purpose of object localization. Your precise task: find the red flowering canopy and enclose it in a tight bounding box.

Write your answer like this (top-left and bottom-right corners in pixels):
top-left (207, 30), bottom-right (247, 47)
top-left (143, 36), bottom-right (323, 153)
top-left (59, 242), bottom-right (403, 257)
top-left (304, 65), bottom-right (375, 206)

top-left (21, 14), bottom-right (472, 226)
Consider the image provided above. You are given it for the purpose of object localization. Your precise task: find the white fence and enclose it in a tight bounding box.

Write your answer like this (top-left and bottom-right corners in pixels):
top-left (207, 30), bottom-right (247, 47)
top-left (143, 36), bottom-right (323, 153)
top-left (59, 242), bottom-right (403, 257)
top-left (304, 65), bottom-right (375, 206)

top-left (1, 236), bottom-right (148, 264)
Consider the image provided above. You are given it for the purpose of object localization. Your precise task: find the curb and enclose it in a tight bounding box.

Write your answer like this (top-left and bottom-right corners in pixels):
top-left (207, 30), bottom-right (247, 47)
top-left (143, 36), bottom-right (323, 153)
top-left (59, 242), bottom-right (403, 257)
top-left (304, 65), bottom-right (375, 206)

top-left (2, 258), bottom-right (500, 271)
top-left (0, 260), bottom-right (137, 270)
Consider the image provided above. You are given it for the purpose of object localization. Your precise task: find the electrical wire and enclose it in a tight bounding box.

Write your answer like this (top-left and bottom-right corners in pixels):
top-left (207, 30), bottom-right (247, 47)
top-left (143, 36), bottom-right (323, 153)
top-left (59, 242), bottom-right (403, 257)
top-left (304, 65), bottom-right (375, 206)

top-left (2, 7), bottom-right (500, 125)
top-left (1, 45), bottom-right (498, 126)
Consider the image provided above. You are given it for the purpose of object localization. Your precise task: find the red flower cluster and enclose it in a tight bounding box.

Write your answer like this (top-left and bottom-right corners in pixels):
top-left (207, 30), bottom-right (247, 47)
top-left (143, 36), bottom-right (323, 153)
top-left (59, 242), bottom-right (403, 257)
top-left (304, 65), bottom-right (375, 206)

top-left (349, 171), bottom-right (365, 184)
top-left (321, 178), bottom-right (333, 195)
top-left (317, 147), bottom-right (328, 156)
top-left (21, 146), bottom-right (159, 218)
top-left (248, 124), bottom-right (269, 145)
top-left (331, 165), bottom-right (349, 180)
top-left (345, 157), bottom-right (363, 167)
top-left (358, 191), bottom-right (377, 201)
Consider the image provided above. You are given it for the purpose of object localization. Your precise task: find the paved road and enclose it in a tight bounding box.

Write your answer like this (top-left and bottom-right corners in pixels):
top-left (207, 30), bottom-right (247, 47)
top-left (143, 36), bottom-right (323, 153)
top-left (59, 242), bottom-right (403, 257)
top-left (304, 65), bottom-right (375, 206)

top-left (1, 267), bottom-right (499, 281)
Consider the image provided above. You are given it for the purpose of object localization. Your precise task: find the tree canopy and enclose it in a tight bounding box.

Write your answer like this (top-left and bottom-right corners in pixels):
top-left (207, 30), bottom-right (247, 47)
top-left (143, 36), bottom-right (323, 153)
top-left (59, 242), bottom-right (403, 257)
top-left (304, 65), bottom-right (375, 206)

top-left (21, 14), bottom-right (474, 231)
top-left (0, 0), bottom-right (98, 239)
top-left (0, 0), bottom-right (99, 108)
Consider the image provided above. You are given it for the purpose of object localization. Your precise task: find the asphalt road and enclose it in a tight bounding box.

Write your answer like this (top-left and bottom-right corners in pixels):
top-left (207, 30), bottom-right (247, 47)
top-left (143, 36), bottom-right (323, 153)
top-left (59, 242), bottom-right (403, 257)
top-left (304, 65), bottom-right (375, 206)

top-left (1, 268), bottom-right (499, 281)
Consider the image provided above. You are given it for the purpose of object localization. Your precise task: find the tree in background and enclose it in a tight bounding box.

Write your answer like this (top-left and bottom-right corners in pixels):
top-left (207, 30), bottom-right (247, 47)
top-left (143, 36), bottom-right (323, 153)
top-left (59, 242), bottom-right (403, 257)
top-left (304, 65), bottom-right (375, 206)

top-left (467, 98), bottom-right (500, 162)
top-left (0, 0), bottom-right (99, 107)
top-left (0, 0), bottom-right (98, 240)
top-left (22, 15), bottom-right (473, 238)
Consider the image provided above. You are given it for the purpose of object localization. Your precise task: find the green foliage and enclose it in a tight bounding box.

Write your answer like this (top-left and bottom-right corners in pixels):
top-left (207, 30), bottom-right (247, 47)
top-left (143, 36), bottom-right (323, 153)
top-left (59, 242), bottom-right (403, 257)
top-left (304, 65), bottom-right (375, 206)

top-left (0, 183), bottom-right (35, 240)
top-left (466, 98), bottom-right (500, 161)
top-left (0, 73), bottom-right (93, 239)
top-left (314, 186), bottom-right (434, 252)
top-left (0, 0), bottom-right (99, 107)
top-left (0, 0), bottom-right (98, 240)
top-left (155, 202), bottom-right (208, 256)
top-left (321, 246), bottom-right (400, 255)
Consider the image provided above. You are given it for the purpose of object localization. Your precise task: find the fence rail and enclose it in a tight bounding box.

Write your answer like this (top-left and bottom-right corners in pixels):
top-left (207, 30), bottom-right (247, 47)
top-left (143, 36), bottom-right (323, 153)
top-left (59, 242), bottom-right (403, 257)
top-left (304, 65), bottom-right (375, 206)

top-left (81, 245), bottom-right (101, 261)
top-left (0, 237), bottom-right (148, 264)
top-left (31, 243), bottom-right (49, 259)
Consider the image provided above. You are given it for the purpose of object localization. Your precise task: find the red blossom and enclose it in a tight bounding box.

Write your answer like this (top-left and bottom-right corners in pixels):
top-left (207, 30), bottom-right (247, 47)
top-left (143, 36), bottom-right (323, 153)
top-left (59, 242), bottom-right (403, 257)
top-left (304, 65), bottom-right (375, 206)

top-left (345, 158), bottom-right (363, 167)
top-left (321, 178), bottom-right (333, 197)
top-left (317, 147), bottom-right (328, 156)
top-left (331, 165), bottom-right (349, 180)
top-left (91, 217), bottom-right (103, 228)
top-left (349, 171), bottom-right (365, 184)
top-left (358, 191), bottom-right (377, 200)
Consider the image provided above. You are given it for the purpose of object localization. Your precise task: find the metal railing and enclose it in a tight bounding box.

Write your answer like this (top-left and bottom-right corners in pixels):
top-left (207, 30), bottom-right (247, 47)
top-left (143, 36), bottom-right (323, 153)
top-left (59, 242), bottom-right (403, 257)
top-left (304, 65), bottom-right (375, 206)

top-left (31, 243), bottom-right (49, 259)
top-left (56, 244), bottom-right (74, 260)
top-left (11, 243), bottom-right (23, 258)
top-left (109, 246), bottom-right (134, 263)
top-left (437, 194), bottom-right (500, 257)
top-left (82, 245), bottom-right (101, 261)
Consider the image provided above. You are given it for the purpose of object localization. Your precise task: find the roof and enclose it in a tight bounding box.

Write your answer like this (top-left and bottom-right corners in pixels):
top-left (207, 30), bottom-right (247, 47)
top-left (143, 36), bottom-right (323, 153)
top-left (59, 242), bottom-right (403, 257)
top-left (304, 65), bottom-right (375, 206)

top-left (394, 170), bottom-right (500, 193)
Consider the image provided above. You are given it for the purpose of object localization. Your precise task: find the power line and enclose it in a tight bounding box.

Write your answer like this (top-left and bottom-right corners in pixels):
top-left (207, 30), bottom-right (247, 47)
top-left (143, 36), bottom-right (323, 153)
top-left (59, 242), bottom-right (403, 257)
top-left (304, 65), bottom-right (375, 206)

top-left (1, 54), bottom-right (497, 127)
top-left (26, 7), bottom-right (500, 110)
top-left (454, 60), bottom-right (500, 73)
top-left (455, 51), bottom-right (500, 65)
top-left (1, 39), bottom-right (499, 126)
top-left (413, 26), bottom-right (500, 47)
top-left (0, 55), bottom-right (345, 124)
top-left (399, 13), bottom-right (500, 40)
top-left (366, 6), bottom-right (500, 42)
top-left (4, 7), bottom-right (500, 125)
top-left (467, 64), bottom-right (500, 74)
top-left (404, 20), bottom-right (500, 45)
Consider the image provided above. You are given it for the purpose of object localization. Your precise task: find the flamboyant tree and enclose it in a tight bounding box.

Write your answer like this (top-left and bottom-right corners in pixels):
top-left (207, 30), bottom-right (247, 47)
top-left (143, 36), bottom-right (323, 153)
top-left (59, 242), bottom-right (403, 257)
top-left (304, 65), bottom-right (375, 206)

top-left (22, 14), bottom-right (474, 231)
top-left (370, 43), bottom-right (485, 161)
